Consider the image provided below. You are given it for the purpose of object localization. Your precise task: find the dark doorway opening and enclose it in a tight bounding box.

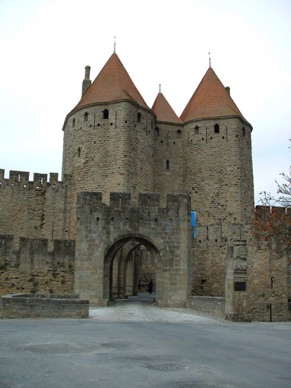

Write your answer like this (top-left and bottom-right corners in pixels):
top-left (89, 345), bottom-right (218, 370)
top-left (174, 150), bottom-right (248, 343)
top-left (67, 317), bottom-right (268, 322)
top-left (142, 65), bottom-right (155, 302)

top-left (104, 236), bottom-right (159, 303)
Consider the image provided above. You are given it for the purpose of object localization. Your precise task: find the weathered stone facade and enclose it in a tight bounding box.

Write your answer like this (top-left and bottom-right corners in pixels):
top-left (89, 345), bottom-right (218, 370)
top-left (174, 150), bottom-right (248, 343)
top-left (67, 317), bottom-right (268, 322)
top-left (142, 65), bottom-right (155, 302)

top-left (2, 294), bottom-right (88, 319)
top-left (0, 52), bottom-right (290, 320)
top-left (0, 235), bottom-right (74, 296)
top-left (75, 192), bottom-right (192, 307)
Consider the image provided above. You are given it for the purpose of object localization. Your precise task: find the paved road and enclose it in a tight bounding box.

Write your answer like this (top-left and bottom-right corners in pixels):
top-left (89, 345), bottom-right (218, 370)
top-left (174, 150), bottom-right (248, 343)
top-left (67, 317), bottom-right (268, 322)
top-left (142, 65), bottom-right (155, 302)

top-left (0, 296), bottom-right (291, 388)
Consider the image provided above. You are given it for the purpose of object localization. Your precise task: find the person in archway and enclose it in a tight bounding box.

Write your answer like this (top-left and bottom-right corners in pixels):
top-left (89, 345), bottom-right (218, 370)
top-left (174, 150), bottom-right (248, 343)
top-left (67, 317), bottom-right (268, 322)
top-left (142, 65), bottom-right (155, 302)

top-left (148, 279), bottom-right (153, 294)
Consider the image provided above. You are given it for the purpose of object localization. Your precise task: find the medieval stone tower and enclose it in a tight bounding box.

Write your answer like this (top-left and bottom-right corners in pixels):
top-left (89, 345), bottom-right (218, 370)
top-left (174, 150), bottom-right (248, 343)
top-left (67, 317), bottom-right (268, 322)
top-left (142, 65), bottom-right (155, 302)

top-left (62, 52), bottom-right (253, 232)
top-left (60, 52), bottom-right (254, 306)
top-left (6, 49), bottom-right (281, 321)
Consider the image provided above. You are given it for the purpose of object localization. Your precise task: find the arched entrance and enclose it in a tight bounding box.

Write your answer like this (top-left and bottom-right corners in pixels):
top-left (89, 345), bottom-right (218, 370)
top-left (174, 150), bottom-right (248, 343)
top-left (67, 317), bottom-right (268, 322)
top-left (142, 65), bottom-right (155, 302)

top-left (103, 235), bottom-right (160, 302)
top-left (75, 192), bottom-right (192, 307)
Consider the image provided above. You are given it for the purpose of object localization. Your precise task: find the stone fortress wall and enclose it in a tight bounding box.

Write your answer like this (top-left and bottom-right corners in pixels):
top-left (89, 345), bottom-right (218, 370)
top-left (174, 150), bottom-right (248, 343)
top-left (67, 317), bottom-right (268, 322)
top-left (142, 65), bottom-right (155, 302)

top-left (0, 51), bottom-right (290, 321)
top-left (248, 206), bottom-right (291, 321)
top-left (0, 169), bottom-right (75, 298)
top-left (0, 169), bottom-right (73, 244)
top-left (0, 235), bottom-right (74, 296)
top-left (75, 192), bottom-right (192, 307)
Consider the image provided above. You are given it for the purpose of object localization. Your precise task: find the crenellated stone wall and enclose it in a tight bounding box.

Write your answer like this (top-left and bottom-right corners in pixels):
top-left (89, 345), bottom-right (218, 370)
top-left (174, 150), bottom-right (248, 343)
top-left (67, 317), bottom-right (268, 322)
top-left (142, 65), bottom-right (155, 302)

top-left (75, 192), bottom-right (193, 307)
top-left (61, 101), bottom-right (156, 236)
top-left (192, 222), bottom-right (251, 297)
top-left (0, 235), bottom-right (75, 298)
top-left (246, 206), bottom-right (290, 321)
top-left (0, 170), bottom-right (73, 245)
top-left (1, 54), bottom-right (289, 322)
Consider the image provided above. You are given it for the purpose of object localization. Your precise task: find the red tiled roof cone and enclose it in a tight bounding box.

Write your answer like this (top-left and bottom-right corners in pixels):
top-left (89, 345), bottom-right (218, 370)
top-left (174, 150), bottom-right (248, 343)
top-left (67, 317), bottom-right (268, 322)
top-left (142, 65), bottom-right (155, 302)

top-left (152, 92), bottom-right (182, 123)
top-left (180, 67), bottom-right (249, 124)
top-left (72, 53), bottom-right (149, 112)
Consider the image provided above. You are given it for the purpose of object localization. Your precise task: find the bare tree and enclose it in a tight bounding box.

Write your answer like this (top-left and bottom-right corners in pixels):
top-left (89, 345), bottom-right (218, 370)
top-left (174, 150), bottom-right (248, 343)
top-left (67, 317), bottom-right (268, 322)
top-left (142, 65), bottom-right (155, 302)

top-left (254, 140), bottom-right (291, 254)
top-left (259, 140), bottom-right (291, 208)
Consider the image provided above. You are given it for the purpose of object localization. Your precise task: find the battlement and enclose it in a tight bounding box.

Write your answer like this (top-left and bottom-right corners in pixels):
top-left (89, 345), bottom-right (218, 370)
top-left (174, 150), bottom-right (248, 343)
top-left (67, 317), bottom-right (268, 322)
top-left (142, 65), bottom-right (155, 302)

top-left (194, 222), bottom-right (251, 245)
top-left (77, 192), bottom-right (191, 219)
top-left (0, 234), bottom-right (75, 299)
top-left (255, 205), bottom-right (291, 217)
top-left (0, 234), bottom-right (75, 256)
top-left (0, 169), bottom-right (64, 189)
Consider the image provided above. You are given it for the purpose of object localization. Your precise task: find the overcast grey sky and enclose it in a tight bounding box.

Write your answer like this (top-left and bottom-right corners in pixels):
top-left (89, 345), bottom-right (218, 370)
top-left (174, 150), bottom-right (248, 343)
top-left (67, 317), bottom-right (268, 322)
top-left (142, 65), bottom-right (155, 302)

top-left (0, 0), bottom-right (290, 204)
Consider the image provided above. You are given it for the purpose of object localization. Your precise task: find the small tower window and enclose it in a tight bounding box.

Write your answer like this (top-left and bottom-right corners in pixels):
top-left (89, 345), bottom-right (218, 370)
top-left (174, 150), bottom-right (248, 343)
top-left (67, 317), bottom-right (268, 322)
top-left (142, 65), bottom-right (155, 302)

top-left (103, 109), bottom-right (109, 119)
top-left (137, 112), bottom-right (141, 122)
top-left (242, 127), bottom-right (246, 136)
top-left (72, 118), bottom-right (75, 127)
top-left (154, 127), bottom-right (160, 138)
top-left (77, 147), bottom-right (81, 157)
top-left (194, 125), bottom-right (199, 135)
top-left (214, 123), bottom-right (220, 133)
top-left (166, 160), bottom-right (170, 170)
top-left (177, 129), bottom-right (182, 138)
top-left (84, 112), bottom-right (89, 122)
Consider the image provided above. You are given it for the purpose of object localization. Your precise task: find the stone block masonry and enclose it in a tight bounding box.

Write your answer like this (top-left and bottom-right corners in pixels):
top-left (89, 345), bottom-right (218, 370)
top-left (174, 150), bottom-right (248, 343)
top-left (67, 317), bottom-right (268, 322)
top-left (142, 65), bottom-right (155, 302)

top-left (2, 293), bottom-right (89, 318)
top-left (0, 51), bottom-right (289, 322)
top-left (187, 296), bottom-right (225, 319)
top-left (0, 235), bottom-right (75, 298)
top-left (0, 170), bottom-right (73, 244)
top-left (75, 192), bottom-right (193, 307)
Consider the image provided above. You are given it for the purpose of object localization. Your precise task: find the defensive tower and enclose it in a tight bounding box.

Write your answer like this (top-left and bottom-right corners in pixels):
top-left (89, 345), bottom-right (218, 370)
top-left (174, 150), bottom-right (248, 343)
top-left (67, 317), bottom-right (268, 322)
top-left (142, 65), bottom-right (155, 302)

top-left (62, 53), bottom-right (156, 232)
top-left (62, 53), bottom-right (155, 201)
top-left (181, 65), bottom-right (254, 226)
top-left (4, 49), bottom-right (281, 321)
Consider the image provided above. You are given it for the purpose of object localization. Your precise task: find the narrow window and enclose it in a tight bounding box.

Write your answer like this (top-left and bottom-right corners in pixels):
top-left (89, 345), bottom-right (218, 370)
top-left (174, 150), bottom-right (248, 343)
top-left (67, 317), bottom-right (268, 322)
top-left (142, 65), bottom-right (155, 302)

top-left (214, 123), bottom-right (220, 133)
top-left (77, 147), bottom-right (81, 157)
top-left (234, 281), bottom-right (246, 291)
top-left (103, 109), bottom-right (109, 119)
top-left (194, 125), bottom-right (199, 135)
top-left (84, 112), bottom-right (89, 122)
top-left (242, 127), bottom-right (246, 136)
top-left (154, 127), bottom-right (159, 138)
top-left (177, 129), bottom-right (182, 138)
top-left (137, 112), bottom-right (141, 123)
top-left (72, 118), bottom-right (75, 127)
top-left (166, 160), bottom-right (170, 170)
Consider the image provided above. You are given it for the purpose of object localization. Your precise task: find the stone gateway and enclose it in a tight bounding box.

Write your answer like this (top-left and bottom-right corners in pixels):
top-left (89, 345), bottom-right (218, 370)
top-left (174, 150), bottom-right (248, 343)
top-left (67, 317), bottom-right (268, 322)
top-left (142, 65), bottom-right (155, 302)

top-left (0, 51), bottom-right (290, 321)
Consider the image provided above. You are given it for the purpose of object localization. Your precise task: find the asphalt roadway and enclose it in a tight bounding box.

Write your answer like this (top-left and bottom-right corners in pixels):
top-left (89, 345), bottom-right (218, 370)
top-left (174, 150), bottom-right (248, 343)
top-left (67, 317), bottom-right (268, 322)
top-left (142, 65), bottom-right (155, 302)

top-left (0, 294), bottom-right (291, 388)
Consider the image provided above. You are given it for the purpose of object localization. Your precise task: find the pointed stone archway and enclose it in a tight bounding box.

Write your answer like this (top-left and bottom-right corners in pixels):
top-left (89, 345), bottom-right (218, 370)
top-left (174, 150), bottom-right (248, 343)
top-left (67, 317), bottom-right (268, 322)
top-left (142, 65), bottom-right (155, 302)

top-left (104, 235), bottom-right (160, 302)
top-left (110, 241), bottom-right (156, 300)
top-left (74, 192), bottom-right (192, 307)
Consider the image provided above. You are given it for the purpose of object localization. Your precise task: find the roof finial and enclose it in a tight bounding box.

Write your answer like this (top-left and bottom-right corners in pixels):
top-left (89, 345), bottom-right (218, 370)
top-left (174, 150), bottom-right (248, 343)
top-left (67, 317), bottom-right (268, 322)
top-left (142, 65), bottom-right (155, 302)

top-left (114, 36), bottom-right (116, 53)
top-left (208, 52), bottom-right (211, 68)
top-left (159, 84), bottom-right (161, 93)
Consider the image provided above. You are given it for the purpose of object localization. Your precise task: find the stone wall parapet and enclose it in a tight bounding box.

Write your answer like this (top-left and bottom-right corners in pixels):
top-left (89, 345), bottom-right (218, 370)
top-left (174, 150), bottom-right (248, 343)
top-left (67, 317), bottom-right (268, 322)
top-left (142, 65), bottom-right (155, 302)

top-left (0, 235), bottom-right (75, 297)
top-left (0, 169), bottom-right (65, 188)
top-left (77, 192), bottom-right (191, 221)
top-left (2, 293), bottom-right (88, 319)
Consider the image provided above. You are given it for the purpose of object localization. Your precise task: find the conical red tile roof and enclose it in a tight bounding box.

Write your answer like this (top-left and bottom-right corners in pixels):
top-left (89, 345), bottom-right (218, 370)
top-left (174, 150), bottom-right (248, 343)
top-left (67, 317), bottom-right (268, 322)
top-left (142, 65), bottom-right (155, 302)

top-left (152, 92), bottom-right (182, 123)
top-left (180, 67), bottom-right (248, 124)
top-left (71, 53), bottom-right (148, 112)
